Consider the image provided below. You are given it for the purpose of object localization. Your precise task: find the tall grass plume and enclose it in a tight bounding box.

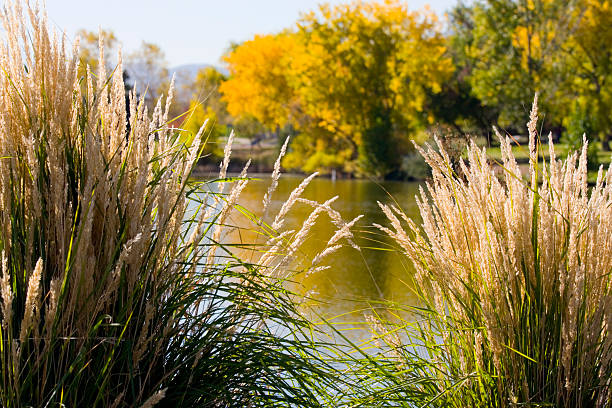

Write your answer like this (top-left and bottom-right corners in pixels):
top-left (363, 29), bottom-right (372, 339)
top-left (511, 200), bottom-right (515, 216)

top-left (371, 96), bottom-right (612, 407)
top-left (0, 1), bottom-right (360, 406)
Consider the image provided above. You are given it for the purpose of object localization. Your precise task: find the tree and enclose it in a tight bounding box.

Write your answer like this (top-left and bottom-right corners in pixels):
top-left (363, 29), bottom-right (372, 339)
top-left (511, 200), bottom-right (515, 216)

top-left (181, 101), bottom-right (227, 160)
top-left (462, 0), bottom-right (581, 131)
top-left (560, 0), bottom-right (612, 150)
top-left (188, 66), bottom-right (268, 144)
top-left (429, 2), bottom-right (498, 142)
top-left (126, 42), bottom-right (169, 107)
top-left (221, 1), bottom-right (453, 178)
top-left (291, 1), bottom-right (453, 177)
top-left (181, 67), bottom-right (231, 160)
top-left (190, 67), bottom-right (230, 124)
top-left (76, 29), bottom-right (134, 132)
top-left (76, 28), bottom-right (119, 79)
top-left (164, 66), bottom-right (230, 127)
top-left (220, 33), bottom-right (298, 131)
top-left (453, 0), bottom-right (612, 151)
top-left (76, 31), bottom-right (170, 113)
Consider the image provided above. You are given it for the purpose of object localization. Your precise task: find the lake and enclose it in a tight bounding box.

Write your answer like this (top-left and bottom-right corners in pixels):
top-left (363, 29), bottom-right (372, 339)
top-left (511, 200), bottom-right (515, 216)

top-left (207, 175), bottom-right (425, 330)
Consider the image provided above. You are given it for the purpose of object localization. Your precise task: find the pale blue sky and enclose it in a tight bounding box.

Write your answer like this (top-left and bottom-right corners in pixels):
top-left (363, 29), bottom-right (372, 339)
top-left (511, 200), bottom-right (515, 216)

top-left (41, 0), bottom-right (457, 67)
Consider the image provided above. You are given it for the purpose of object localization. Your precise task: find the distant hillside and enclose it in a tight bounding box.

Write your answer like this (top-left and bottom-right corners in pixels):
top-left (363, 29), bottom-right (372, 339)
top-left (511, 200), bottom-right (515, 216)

top-left (168, 64), bottom-right (229, 86)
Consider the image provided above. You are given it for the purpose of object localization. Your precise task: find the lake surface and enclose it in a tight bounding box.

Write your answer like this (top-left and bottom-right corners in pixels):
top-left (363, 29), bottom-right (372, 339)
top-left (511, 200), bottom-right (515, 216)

top-left (214, 175), bottom-right (424, 328)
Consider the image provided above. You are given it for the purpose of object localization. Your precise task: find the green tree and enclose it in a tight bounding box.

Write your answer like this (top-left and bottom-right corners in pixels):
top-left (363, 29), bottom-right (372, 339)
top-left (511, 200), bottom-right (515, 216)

top-left (181, 67), bottom-right (231, 160)
top-left (182, 102), bottom-right (227, 160)
top-left (190, 67), bottom-right (230, 124)
top-left (462, 0), bottom-right (579, 131)
top-left (453, 0), bottom-right (612, 152)
top-left (429, 2), bottom-right (497, 142)
top-left (560, 0), bottom-right (612, 150)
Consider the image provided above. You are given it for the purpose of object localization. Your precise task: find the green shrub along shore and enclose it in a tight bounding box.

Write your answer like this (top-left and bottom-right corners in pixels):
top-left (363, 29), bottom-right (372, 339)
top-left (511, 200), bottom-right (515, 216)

top-left (0, 2), bottom-right (611, 407)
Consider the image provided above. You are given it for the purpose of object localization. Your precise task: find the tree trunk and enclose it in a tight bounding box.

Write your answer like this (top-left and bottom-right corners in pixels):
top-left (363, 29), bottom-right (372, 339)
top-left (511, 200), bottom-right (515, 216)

top-left (603, 133), bottom-right (611, 151)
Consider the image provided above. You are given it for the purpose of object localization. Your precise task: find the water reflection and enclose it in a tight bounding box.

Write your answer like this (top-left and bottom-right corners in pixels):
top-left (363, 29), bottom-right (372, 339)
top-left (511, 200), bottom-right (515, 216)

top-left (218, 175), bottom-right (424, 325)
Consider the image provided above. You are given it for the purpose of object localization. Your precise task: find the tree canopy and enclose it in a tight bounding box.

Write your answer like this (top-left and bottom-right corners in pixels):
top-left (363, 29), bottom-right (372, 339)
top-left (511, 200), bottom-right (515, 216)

top-left (456, 0), bottom-right (612, 149)
top-left (220, 1), bottom-right (453, 177)
top-left (77, 0), bottom-right (612, 177)
top-left (220, 34), bottom-right (298, 131)
top-left (181, 67), bottom-right (230, 159)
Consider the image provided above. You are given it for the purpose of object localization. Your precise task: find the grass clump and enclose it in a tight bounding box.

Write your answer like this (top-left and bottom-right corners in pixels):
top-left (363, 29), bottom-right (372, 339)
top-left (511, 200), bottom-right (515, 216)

top-left (0, 2), bottom-right (360, 406)
top-left (368, 95), bottom-right (612, 407)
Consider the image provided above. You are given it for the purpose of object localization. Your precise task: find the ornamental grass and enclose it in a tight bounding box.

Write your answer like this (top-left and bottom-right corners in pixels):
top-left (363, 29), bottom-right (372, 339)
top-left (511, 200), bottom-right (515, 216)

top-left (366, 95), bottom-right (612, 407)
top-left (0, 2), bottom-right (361, 406)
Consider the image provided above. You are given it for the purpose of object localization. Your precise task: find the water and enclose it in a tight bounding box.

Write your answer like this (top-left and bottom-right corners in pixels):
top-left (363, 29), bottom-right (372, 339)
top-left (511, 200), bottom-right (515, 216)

top-left (211, 175), bottom-right (424, 328)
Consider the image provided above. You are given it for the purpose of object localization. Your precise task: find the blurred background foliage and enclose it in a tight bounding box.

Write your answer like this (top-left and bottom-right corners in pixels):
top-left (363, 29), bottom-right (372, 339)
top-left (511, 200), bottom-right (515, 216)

top-left (78, 0), bottom-right (612, 178)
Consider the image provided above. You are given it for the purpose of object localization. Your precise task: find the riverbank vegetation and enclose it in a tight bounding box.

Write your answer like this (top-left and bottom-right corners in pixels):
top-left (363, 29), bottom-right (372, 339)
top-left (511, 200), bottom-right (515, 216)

top-left (218, 0), bottom-right (612, 178)
top-left (73, 1), bottom-right (612, 180)
top-left (2, 0), bottom-right (612, 407)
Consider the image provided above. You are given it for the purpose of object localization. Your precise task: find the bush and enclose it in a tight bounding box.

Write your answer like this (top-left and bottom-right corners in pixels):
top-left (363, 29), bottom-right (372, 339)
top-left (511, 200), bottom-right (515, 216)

top-left (400, 152), bottom-right (431, 181)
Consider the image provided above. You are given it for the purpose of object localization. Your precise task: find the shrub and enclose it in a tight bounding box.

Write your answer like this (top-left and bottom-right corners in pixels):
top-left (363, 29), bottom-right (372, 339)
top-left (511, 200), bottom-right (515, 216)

top-left (372, 95), bottom-right (612, 406)
top-left (0, 2), bottom-right (358, 406)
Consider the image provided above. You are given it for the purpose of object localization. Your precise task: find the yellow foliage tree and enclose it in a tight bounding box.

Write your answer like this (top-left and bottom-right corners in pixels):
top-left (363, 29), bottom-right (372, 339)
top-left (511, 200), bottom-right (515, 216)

top-left (289, 1), bottom-right (452, 176)
top-left (220, 34), bottom-right (298, 131)
top-left (221, 2), bottom-right (452, 177)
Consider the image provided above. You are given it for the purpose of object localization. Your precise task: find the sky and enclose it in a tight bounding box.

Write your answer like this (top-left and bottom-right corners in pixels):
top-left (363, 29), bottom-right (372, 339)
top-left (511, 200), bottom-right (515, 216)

top-left (40, 0), bottom-right (457, 68)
